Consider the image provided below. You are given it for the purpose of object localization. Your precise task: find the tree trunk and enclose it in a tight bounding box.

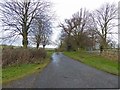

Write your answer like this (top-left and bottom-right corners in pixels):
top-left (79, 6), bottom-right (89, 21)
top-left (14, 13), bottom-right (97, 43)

top-left (43, 45), bottom-right (45, 49)
top-left (36, 43), bottom-right (39, 49)
top-left (22, 32), bottom-right (28, 49)
top-left (22, 2), bottom-right (29, 49)
top-left (102, 38), bottom-right (107, 49)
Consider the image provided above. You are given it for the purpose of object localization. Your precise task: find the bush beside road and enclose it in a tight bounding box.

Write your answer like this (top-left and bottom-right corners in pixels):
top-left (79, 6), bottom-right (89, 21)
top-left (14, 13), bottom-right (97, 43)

top-left (2, 47), bottom-right (53, 84)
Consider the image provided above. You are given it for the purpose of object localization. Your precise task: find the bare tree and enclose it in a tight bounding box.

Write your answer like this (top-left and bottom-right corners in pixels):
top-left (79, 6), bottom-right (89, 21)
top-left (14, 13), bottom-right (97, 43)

top-left (30, 11), bottom-right (53, 49)
top-left (93, 3), bottom-right (117, 49)
top-left (71, 9), bottom-right (91, 49)
top-left (59, 8), bottom-right (91, 50)
top-left (59, 19), bottom-right (74, 51)
top-left (30, 18), bottom-right (43, 49)
top-left (0, 0), bottom-right (52, 48)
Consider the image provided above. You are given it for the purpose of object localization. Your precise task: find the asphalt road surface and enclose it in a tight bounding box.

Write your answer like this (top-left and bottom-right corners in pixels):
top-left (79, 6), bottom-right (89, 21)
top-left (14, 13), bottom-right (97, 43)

top-left (3, 53), bottom-right (118, 88)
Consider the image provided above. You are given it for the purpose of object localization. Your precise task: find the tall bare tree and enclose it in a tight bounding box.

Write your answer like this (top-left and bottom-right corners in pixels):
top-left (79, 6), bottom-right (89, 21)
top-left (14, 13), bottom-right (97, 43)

top-left (59, 8), bottom-right (91, 50)
top-left (93, 3), bottom-right (117, 49)
top-left (71, 9), bottom-right (90, 48)
top-left (0, 0), bottom-right (51, 48)
top-left (30, 12), bottom-right (53, 49)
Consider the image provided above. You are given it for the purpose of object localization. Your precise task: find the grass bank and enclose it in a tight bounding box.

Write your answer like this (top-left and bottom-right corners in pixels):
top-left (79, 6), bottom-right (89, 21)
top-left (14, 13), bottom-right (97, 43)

top-left (2, 51), bottom-right (53, 84)
top-left (64, 51), bottom-right (118, 75)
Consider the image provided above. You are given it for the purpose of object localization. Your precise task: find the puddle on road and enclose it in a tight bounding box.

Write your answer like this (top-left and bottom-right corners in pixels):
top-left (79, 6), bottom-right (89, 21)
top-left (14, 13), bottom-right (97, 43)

top-left (51, 53), bottom-right (62, 66)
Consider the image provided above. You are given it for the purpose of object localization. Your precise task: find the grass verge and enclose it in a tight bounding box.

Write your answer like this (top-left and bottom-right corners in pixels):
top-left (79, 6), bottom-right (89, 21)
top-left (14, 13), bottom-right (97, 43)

top-left (64, 51), bottom-right (118, 75)
top-left (2, 51), bottom-right (53, 84)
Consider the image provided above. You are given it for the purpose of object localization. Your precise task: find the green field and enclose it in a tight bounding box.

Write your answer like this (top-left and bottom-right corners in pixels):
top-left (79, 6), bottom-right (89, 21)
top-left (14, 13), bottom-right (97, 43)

top-left (64, 51), bottom-right (118, 75)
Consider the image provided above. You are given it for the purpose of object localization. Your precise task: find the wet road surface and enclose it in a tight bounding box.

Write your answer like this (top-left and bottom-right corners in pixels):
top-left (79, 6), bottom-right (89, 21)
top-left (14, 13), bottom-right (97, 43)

top-left (3, 53), bottom-right (118, 88)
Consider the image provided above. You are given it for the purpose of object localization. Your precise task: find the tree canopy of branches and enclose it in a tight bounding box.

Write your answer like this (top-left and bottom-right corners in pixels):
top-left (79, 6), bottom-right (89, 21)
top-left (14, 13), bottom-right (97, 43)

top-left (0, 0), bottom-right (53, 48)
top-left (30, 11), bottom-right (53, 49)
top-left (93, 3), bottom-right (117, 49)
top-left (59, 3), bottom-right (117, 51)
top-left (59, 8), bottom-right (93, 51)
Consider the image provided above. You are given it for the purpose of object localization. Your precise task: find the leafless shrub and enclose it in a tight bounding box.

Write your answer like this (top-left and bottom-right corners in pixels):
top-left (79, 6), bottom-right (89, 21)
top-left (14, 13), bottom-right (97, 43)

top-left (2, 48), bottom-right (47, 67)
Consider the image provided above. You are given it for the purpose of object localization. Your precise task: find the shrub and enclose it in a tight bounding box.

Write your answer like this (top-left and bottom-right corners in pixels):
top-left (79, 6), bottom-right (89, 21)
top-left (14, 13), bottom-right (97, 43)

top-left (2, 48), bottom-right (47, 67)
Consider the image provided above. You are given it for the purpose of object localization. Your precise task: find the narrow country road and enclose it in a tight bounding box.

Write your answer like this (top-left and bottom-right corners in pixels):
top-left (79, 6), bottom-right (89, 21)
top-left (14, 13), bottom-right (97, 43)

top-left (3, 53), bottom-right (118, 88)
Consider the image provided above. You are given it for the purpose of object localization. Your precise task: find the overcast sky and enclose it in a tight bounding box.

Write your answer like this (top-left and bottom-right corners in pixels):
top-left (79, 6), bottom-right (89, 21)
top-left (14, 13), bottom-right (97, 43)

top-left (51, 0), bottom-right (119, 21)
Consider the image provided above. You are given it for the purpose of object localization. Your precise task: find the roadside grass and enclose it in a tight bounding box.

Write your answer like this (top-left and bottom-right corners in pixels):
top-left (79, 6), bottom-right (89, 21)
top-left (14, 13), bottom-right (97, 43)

top-left (64, 51), bottom-right (118, 75)
top-left (2, 50), bottom-right (53, 84)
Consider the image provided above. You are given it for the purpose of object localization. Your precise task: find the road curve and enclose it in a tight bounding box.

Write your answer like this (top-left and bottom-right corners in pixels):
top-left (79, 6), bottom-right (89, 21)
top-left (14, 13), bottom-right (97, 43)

top-left (3, 53), bottom-right (118, 88)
